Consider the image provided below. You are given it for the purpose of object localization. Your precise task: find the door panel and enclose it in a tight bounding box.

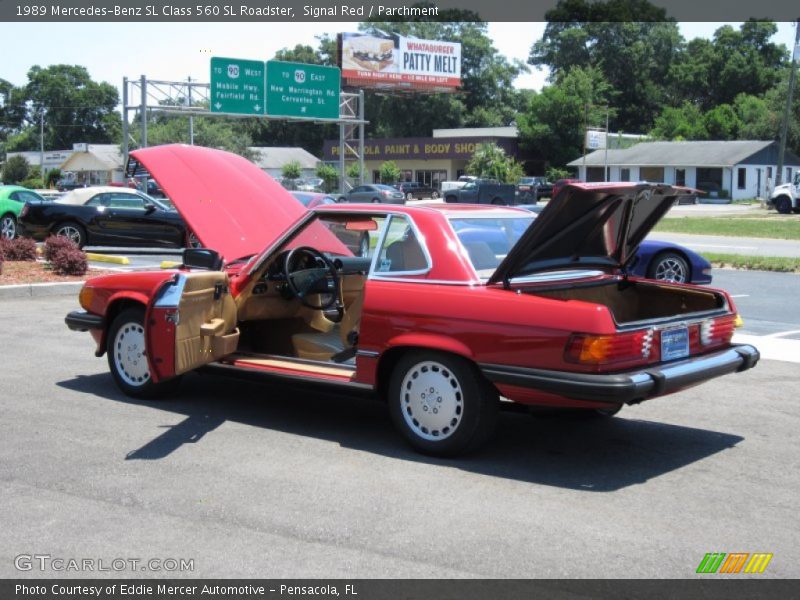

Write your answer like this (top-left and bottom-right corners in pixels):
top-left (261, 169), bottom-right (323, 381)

top-left (146, 272), bottom-right (239, 379)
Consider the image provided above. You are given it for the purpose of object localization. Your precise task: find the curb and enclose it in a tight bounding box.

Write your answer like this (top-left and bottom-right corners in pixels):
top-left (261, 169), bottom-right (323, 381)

top-left (85, 253), bottom-right (130, 265)
top-left (0, 281), bottom-right (82, 300)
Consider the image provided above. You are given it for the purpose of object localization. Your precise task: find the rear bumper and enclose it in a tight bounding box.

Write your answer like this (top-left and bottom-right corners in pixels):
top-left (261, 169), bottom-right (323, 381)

top-left (480, 344), bottom-right (759, 405)
top-left (65, 310), bottom-right (104, 332)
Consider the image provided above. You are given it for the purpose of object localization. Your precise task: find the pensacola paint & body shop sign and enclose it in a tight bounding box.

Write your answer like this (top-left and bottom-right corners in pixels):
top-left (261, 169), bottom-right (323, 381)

top-left (339, 32), bottom-right (461, 91)
top-left (323, 137), bottom-right (517, 161)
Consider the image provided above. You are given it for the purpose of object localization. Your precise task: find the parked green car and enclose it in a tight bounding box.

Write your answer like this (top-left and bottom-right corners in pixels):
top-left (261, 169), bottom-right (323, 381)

top-left (0, 185), bottom-right (48, 240)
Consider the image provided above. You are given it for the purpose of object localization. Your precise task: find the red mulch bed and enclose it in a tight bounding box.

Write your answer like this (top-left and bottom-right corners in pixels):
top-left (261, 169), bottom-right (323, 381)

top-left (0, 260), bottom-right (116, 285)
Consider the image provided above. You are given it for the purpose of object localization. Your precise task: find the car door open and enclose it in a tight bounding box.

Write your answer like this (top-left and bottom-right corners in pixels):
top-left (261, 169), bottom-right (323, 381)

top-left (145, 271), bottom-right (239, 381)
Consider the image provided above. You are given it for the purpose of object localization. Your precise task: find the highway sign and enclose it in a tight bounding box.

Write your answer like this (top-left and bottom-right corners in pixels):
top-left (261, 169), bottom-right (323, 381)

top-left (210, 57), bottom-right (265, 115)
top-left (266, 61), bottom-right (341, 119)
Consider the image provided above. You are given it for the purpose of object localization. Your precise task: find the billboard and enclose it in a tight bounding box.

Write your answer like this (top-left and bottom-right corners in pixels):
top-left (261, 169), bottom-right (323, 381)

top-left (339, 32), bottom-right (461, 91)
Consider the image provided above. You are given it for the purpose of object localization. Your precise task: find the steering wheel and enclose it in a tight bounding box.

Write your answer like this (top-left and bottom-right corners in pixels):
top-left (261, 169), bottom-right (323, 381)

top-left (283, 246), bottom-right (340, 310)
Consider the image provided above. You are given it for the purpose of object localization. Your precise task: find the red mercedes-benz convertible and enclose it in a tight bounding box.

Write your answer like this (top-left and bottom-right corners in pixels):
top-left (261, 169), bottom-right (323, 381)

top-left (66, 145), bottom-right (758, 456)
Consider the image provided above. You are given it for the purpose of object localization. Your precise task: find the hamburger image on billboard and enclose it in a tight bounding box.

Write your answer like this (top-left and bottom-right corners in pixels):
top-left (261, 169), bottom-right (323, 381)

top-left (342, 32), bottom-right (396, 72)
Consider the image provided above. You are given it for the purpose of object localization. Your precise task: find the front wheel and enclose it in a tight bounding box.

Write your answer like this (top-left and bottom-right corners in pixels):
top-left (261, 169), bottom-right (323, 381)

top-left (1, 214), bottom-right (17, 240)
top-left (406, 192), bottom-right (414, 201)
top-left (388, 351), bottom-right (498, 456)
top-left (107, 307), bottom-right (178, 398)
top-left (774, 196), bottom-right (791, 214)
top-left (431, 191), bottom-right (439, 199)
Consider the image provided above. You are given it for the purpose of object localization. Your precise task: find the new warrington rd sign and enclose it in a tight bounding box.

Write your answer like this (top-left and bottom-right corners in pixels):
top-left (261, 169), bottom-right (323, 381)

top-left (266, 61), bottom-right (341, 119)
top-left (210, 57), bottom-right (266, 115)
top-left (210, 57), bottom-right (341, 119)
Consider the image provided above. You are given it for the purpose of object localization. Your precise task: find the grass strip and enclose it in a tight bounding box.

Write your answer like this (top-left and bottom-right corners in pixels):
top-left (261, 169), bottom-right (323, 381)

top-left (655, 217), bottom-right (800, 240)
top-left (701, 253), bottom-right (800, 273)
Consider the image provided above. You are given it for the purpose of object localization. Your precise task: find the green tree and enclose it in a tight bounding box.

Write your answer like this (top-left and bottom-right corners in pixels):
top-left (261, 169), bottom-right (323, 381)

top-left (379, 160), bottom-right (401, 184)
top-left (281, 160), bottom-right (302, 179)
top-left (9, 65), bottom-right (122, 151)
top-left (650, 102), bottom-right (707, 140)
top-left (316, 163), bottom-right (338, 192)
top-left (145, 115), bottom-right (253, 157)
top-left (466, 142), bottom-right (523, 183)
top-left (517, 66), bottom-right (615, 168)
top-left (1, 155), bottom-right (29, 184)
top-left (530, 3), bottom-right (681, 132)
top-left (667, 22), bottom-right (786, 111)
top-left (346, 162), bottom-right (361, 180)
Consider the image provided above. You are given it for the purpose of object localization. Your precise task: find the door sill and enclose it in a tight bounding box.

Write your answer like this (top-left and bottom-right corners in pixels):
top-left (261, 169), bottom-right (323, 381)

top-left (216, 353), bottom-right (370, 390)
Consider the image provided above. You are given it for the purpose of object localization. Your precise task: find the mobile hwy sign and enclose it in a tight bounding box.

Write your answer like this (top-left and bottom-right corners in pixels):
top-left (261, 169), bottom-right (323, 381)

top-left (210, 57), bottom-right (266, 115)
top-left (210, 57), bottom-right (341, 119)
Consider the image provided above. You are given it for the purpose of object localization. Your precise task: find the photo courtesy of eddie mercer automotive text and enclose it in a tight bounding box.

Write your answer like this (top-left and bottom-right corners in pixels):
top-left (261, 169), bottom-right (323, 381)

top-left (64, 145), bottom-right (759, 457)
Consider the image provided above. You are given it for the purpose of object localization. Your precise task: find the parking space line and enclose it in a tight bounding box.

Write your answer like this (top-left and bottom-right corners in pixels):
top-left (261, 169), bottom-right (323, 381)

top-left (764, 329), bottom-right (800, 339)
top-left (733, 333), bottom-right (800, 363)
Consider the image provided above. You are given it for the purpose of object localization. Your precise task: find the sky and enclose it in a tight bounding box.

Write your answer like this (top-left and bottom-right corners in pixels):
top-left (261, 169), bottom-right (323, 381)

top-left (0, 21), bottom-right (797, 95)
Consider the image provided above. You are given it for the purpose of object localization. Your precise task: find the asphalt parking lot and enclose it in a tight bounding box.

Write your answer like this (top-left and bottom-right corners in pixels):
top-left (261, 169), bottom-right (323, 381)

top-left (1, 293), bottom-right (798, 579)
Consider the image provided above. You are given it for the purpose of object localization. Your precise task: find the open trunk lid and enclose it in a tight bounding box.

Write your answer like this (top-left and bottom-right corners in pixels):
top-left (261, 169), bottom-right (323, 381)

top-left (127, 144), bottom-right (306, 262)
top-left (488, 183), bottom-right (694, 286)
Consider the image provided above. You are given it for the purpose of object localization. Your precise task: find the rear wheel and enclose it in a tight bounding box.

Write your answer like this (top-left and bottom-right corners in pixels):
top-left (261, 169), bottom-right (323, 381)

top-left (388, 351), bottom-right (498, 456)
top-left (406, 192), bottom-right (414, 201)
top-left (431, 191), bottom-right (439, 199)
top-left (55, 221), bottom-right (86, 248)
top-left (1, 214), bottom-right (16, 240)
top-left (107, 307), bottom-right (178, 398)
top-left (774, 196), bottom-right (791, 214)
top-left (371, 197), bottom-right (381, 203)
top-left (648, 252), bottom-right (689, 283)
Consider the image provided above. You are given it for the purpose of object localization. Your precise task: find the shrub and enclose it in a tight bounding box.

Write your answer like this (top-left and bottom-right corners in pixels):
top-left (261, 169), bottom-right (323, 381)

top-left (0, 237), bottom-right (37, 261)
top-left (44, 235), bottom-right (78, 261)
top-left (49, 245), bottom-right (88, 276)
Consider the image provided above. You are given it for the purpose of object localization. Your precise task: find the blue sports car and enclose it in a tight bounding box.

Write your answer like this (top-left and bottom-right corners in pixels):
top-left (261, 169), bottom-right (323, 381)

top-left (453, 206), bottom-right (712, 284)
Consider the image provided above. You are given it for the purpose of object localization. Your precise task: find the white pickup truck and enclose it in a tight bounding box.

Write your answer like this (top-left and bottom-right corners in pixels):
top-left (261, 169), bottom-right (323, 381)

top-left (769, 172), bottom-right (800, 214)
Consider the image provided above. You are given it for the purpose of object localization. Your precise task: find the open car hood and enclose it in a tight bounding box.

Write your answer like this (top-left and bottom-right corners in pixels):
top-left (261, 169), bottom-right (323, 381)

top-left (488, 183), bottom-right (693, 286)
top-left (127, 145), bottom-right (306, 262)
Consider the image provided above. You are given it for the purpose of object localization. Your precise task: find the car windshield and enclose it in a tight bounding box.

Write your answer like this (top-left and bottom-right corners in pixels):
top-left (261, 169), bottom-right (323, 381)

top-left (448, 215), bottom-right (534, 279)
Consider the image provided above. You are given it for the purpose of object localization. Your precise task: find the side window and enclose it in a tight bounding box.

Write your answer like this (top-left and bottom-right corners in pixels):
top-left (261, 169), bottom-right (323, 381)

top-left (373, 216), bottom-right (429, 274)
top-left (85, 194), bottom-right (107, 207)
top-left (107, 194), bottom-right (145, 209)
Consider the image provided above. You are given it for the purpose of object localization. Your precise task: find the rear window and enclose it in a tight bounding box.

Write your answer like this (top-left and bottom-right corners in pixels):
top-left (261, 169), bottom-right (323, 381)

top-left (449, 216), bottom-right (534, 278)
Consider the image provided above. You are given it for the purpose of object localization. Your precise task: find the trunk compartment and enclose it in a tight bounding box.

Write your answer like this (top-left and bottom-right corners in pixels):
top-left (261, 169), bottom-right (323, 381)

top-left (529, 279), bottom-right (725, 326)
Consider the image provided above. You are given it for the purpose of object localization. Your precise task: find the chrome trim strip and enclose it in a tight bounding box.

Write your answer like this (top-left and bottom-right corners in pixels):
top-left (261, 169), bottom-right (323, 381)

top-left (356, 349), bottom-right (380, 358)
top-left (368, 276), bottom-right (478, 286)
top-left (204, 363), bottom-right (373, 391)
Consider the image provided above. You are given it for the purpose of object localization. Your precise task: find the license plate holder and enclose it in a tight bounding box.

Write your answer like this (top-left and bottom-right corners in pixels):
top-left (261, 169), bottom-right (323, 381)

top-left (661, 327), bottom-right (689, 361)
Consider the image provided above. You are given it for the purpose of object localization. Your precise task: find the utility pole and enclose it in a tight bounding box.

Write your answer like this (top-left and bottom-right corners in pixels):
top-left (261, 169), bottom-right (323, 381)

top-left (775, 19), bottom-right (800, 188)
top-left (39, 108), bottom-right (45, 188)
top-left (604, 107), bottom-right (609, 182)
top-left (188, 76), bottom-right (194, 145)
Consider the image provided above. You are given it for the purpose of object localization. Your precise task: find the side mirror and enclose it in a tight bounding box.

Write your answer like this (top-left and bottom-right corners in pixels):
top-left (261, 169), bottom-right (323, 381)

top-left (183, 248), bottom-right (222, 271)
top-left (144, 203), bottom-right (157, 214)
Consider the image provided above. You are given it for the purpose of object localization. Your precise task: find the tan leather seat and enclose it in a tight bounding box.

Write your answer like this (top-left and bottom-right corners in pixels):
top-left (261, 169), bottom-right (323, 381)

top-left (386, 237), bottom-right (427, 271)
top-left (292, 294), bottom-right (363, 361)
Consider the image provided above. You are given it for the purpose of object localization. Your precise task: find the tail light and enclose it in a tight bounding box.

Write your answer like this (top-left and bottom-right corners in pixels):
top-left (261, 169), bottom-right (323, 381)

top-left (565, 329), bottom-right (653, 365)
top-left (700, 315), bottom-right (736, 346)
top-left (383, 190), bottom-right (392, 196)
top-left (20, 204), bottom-right (29, 218)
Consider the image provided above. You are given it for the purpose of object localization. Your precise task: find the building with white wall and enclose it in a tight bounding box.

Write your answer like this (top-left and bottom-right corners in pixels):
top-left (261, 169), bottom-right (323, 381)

top-left (568, 140), bottom-right (800, 201)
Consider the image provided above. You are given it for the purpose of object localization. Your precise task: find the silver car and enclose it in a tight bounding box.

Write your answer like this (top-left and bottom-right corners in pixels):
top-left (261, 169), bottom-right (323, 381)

top-left (344, 184), bottom-right (406, 204)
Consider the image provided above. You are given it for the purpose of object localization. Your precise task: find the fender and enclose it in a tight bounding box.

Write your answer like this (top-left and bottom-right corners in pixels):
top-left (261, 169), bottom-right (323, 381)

top-left (90, 290), bottom-right (155, 357)
top-left (385, 332), bottom-right (474, 360)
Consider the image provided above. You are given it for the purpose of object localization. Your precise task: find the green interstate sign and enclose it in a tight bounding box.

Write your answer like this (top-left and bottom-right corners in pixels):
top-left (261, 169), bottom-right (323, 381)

top-left (210, 57), bottom-right (266, 115)
top-left (265, 61), bottom-right (341, 119)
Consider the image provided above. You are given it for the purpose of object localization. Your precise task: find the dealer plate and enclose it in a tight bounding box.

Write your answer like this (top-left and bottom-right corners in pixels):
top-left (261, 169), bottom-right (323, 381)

top-left (661, 327), bottom-right (689, 361)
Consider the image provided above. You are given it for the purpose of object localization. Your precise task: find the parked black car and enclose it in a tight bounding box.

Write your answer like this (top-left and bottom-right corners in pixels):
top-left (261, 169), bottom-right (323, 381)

top-left (516, 176), bottom-right (553, 202)
top-left (18, 186), bottom-right (193, 248)
top-left (394, 181), bottom-right (439, 200)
